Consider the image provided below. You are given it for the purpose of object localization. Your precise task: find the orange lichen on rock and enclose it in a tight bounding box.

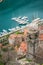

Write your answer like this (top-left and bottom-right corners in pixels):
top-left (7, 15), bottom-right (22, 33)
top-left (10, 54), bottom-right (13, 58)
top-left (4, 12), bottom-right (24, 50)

top-left (19, 41), bottom-right (27, 53)
top-left (0, 43), bottom-right (2, 47)
top-left (15, 46), bottom-right (19, 52)
top-left (39, 26), bottom-right (43, 30)
top-left (39, 34), bottom-right (43, 40)
top-left (24, 28), bottom-right (29, 35)
top-left (9, 34), bottom-right (17, 39)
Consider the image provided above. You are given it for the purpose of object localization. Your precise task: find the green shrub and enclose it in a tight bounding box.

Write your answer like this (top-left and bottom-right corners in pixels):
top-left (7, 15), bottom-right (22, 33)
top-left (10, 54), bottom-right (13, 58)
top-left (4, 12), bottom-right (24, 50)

top-left (2, 48), bottom-right (8, 52)
top-left (0, 54), bottom-right (2, 58)
top-left (25, 59), bottom-right (32, 62)
top-left (15, 31), bottom-right (23, 34)
top-left (0, 62), bottom-right (4, 65)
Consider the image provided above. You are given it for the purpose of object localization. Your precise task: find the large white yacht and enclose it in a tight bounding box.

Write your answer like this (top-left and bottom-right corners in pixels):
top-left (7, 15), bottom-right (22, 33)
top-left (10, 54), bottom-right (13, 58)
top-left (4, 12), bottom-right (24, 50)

top-left (11, 16), bottom-right (29, 24)
top-left (8, 28), bottom-right (16, 32)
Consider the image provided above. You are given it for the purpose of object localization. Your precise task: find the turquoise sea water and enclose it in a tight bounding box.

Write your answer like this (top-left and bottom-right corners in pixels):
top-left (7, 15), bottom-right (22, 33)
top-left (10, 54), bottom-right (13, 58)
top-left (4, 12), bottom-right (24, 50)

top-left (0, 0), bottom-right (43, 32)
